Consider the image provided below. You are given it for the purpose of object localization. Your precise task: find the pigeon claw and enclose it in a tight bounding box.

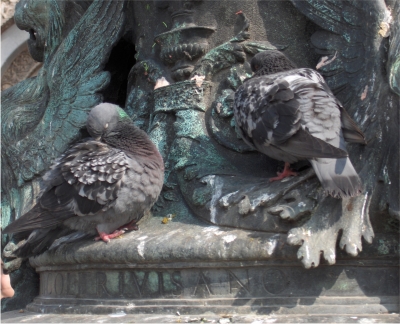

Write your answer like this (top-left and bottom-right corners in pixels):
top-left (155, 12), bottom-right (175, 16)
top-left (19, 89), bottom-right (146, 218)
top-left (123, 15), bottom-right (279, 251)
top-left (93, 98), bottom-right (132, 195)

top-left (95, 229), bottom-right (126, 243)
top-left (269, 162), bottom-right (297, 182)
top-left (118, 220), bottom-right (139, 232)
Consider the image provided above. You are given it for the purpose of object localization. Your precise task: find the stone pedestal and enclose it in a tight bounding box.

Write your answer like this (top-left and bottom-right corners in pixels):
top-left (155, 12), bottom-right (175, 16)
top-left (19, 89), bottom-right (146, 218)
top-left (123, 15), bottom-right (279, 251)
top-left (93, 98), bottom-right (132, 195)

top-left (27, 217), bottom-right (398, 315)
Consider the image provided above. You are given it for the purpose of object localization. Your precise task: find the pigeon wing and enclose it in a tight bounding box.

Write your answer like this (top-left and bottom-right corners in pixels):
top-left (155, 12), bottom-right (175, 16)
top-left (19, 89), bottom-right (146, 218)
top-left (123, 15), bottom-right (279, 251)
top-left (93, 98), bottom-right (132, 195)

top-left (3, 140), bottom-right (128, 234)
top-left (235, 75), bottom-right (348, 160)
top-left (293, 69), bottom-right (366, 145)
top-left (234, 77), bottom-right (301, 144)
top-left (339, 106), bottom-right (367, 144)
top-left (297, 68), bottom-right (367, 145)
top-left (53, 140), bottom-right (128, 217)
top-left (275, 128), bottom-right (348, 160)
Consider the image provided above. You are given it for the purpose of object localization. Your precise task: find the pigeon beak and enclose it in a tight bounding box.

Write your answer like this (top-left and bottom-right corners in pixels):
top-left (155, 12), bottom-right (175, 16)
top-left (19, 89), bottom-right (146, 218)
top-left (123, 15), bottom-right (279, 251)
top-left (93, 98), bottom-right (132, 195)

top-left (94, 136), bottom-right (101, 141)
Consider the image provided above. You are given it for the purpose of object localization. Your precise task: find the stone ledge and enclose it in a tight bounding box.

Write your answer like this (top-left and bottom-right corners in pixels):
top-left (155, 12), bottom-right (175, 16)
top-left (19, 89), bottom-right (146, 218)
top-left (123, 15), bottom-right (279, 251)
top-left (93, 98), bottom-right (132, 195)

top-left (29, 217), bottom-right (295, 268)
top-left (2, 311), bottom-right (399, 323)
top-left (27, 296), bottom-right (399, 315)
top-left (26, 216), bottom-right (399, 316)
top-left (29, 216), bottom-right (398, 269)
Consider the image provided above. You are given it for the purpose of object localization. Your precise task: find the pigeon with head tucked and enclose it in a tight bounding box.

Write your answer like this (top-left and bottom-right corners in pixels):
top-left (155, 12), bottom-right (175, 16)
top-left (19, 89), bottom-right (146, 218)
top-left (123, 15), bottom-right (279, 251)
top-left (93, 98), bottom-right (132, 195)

top-left (3, 103), bottom-right (164, 257)
top-left (234, 50), bottom-right (366, 198)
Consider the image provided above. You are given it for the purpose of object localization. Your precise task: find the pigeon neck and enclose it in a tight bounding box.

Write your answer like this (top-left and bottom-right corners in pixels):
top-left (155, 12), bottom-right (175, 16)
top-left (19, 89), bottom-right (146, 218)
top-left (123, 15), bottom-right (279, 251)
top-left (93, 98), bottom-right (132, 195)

top-left (104, 123), bottom-right (161, 158)
top-left (253, 56), bottom-right (297, 77)
top-left (254, 66), bottom-right (293, 77)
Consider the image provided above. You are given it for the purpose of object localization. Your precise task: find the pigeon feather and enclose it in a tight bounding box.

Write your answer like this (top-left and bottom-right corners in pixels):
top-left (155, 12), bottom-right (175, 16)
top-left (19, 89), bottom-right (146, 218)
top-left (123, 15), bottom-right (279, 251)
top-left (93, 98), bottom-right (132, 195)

top-left (234, 50), bottom-right (366, 198)
top-left (3, 103), bottom-right (164, 257)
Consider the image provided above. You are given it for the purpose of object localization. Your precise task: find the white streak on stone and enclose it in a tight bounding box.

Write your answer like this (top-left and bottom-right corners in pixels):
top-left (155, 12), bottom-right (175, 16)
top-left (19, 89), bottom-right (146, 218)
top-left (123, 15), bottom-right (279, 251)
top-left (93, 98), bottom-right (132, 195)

top-left (163, 229), bottom-right (180, 238)
top-left (305, 245), bottom-right (311, 262)
top-left (108, 311), bottom-right (126, 317)
top-left (219, 190), bottom-right (238, 207)
top-left (137, 242), bottom-right (145, 257)
top-left (203, 226), bottom-right (224, 236)
top-left (264, 236), bottom-right (278, 256)
top-left (202, 175), bottom-right (223, 224)
top-left (203, 226), bottom-right (220, 232)
top-left (222, 234), bottom-right (237, 243)
top-left (360, 192), bottom-right (370, 231)
top-left (250, 193), bottom-right (272, 211)
top-left (359, 318), bottom-right (376, 324)
top-left (379, 8), bottom-right (392, 37)
top-left (137, 240), bottom-right (146, 258)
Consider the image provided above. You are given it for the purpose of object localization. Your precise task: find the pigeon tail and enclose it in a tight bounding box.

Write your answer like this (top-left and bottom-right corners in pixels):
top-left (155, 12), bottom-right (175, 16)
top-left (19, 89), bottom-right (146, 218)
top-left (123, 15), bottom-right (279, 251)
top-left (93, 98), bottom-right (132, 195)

top-left (48, 231), bottom-right (92, 251)
top-left (310, 157), bottom-right (362, 198)
top-left (12, 227), bottom-right (73, 258)
top-left (3, 205), bottom-right (59, 235)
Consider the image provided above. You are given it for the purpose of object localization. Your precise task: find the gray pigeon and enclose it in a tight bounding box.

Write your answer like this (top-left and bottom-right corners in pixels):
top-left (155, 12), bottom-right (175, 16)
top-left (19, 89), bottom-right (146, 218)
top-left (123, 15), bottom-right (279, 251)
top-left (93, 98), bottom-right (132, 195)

top-left (234, 50), bottom-right (366, 198)
top-left (3, 103), bottom-right (164, 257)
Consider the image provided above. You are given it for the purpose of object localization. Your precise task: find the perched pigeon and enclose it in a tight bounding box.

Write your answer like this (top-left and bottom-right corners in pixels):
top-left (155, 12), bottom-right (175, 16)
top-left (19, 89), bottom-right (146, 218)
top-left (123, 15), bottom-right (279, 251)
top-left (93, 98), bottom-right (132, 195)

top-left (3, 103), bottom-right (164, 257)
top-left (234, 50), bottom-right (366, 198)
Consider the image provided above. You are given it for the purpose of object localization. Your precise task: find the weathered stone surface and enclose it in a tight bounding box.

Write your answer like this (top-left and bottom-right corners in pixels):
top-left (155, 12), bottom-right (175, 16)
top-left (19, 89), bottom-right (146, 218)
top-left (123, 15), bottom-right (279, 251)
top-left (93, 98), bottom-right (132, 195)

top-left (24, 214), bottom-right (399, 314)
top-left (3, 311), bottom-right (400, 323)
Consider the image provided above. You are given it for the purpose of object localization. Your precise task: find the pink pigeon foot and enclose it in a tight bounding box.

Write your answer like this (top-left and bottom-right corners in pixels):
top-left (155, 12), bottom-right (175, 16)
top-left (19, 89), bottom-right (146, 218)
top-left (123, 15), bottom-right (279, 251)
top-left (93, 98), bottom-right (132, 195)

top-left (94, 229), bottom-right (126, 243)
top-left (118, 219), bottom-right (139, 231)
top-left (270, 162), bottom-right (298, 182)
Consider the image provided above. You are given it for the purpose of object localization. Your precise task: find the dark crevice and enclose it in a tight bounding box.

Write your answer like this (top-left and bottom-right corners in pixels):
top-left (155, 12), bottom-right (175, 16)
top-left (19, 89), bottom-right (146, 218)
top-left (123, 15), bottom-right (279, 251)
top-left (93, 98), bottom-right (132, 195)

top-left (101, 36), bottom-right (136, 108)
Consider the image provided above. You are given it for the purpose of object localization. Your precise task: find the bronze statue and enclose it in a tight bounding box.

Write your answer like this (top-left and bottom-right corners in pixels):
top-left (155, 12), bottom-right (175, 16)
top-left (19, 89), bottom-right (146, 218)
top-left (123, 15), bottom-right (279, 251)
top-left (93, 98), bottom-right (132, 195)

top-left (2, 0), bottom-right (398, 315)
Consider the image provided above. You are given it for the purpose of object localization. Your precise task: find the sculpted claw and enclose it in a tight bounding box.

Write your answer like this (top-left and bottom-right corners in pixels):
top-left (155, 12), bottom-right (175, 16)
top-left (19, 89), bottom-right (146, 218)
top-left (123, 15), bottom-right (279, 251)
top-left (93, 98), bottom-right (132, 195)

top-left (287, 194), bottom-right (374, 268)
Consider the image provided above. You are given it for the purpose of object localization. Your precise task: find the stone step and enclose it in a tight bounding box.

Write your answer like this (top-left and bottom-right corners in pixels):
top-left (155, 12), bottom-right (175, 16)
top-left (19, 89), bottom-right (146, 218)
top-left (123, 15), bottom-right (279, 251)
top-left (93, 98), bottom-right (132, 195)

top-left (2, 310), bottom-right (399, 323)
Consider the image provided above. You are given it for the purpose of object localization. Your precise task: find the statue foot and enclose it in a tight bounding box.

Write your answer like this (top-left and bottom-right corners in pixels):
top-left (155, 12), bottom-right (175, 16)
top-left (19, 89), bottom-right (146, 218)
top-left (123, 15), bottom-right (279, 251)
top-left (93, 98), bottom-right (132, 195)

top-left (2, 241), bottom-right (26, 273)
top-left (287, 194), bottom-right (374, 268)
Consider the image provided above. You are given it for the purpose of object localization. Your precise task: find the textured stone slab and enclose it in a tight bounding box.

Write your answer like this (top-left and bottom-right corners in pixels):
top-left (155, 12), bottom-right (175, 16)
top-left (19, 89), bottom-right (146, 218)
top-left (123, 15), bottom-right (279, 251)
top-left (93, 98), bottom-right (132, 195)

top-left (28, 259), bottom-right (399, 315)
top-left (2, 311), bottom-right (400, 323)
top-left (25, 215), bottom-right (399, 315)
top-left (29, 217), bottom-right (294, 268)
top-left (29, 216), bottom-right (398, 269)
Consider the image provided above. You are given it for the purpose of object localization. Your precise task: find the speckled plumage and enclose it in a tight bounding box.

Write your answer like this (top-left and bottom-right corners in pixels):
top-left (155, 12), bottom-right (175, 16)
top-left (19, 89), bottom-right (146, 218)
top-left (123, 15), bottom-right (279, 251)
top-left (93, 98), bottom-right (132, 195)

top-left (234, 51), bottom-right (366, 198)
top-left (3, 103), bottom-right (164, 257)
